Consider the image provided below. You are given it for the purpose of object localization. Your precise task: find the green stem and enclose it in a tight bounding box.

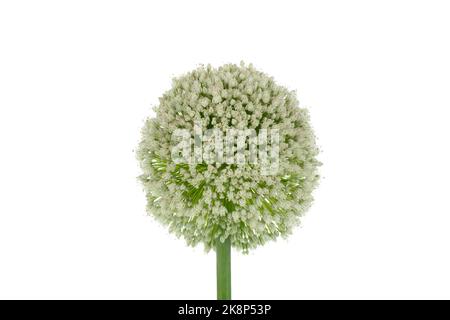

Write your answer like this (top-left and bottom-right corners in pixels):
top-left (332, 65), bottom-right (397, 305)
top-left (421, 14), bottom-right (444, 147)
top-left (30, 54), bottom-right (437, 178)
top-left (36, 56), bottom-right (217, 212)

top-left (216, 237), bottom-right (231, 300)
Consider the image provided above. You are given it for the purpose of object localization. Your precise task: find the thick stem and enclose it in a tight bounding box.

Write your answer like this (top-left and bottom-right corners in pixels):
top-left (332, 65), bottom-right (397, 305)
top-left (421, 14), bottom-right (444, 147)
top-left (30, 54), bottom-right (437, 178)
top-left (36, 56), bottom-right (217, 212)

top-left (216, 237), bottom-right (231, 300)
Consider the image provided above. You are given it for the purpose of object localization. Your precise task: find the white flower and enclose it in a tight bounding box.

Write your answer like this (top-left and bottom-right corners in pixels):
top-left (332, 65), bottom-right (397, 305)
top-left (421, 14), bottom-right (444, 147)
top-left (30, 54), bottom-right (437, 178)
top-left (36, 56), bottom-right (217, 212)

top-left (137, 62), bottom-right (320, 253)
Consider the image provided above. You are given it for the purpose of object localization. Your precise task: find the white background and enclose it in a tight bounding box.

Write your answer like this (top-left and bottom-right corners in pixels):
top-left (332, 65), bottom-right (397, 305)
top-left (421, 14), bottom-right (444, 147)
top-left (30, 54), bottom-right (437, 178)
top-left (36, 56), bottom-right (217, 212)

top-left (1, 0), bottom-right (449, 300)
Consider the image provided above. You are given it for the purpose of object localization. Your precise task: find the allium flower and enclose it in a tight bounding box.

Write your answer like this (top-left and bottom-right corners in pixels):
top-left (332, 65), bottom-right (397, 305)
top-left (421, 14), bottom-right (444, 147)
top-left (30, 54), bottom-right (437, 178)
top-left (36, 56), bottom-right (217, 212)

top-left (137, 62), bottom-right (320, 253)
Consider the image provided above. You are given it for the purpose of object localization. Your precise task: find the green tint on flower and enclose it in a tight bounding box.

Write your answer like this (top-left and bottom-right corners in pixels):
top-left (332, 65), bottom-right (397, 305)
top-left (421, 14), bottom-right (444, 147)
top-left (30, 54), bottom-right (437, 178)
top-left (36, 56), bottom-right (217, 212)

top-left (137, 62), bottom-right (320, 253)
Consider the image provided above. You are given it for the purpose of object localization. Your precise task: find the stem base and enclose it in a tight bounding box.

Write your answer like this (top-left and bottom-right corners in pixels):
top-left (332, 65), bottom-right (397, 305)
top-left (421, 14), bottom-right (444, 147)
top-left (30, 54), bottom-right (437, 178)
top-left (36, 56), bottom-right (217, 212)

top-left (216, 238), bottom-right (231, 300)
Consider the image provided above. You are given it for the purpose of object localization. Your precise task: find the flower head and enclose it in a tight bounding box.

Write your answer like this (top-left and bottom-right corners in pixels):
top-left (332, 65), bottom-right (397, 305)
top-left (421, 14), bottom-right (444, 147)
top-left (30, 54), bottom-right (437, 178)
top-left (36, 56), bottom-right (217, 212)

top-left (137, 62), bottom-right (320, 253)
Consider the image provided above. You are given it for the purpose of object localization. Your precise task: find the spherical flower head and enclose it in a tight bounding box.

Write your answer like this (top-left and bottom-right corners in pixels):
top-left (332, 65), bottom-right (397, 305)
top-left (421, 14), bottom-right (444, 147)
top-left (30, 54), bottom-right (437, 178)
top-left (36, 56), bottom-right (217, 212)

top-left (137, 62), bottom-right (320, 253)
